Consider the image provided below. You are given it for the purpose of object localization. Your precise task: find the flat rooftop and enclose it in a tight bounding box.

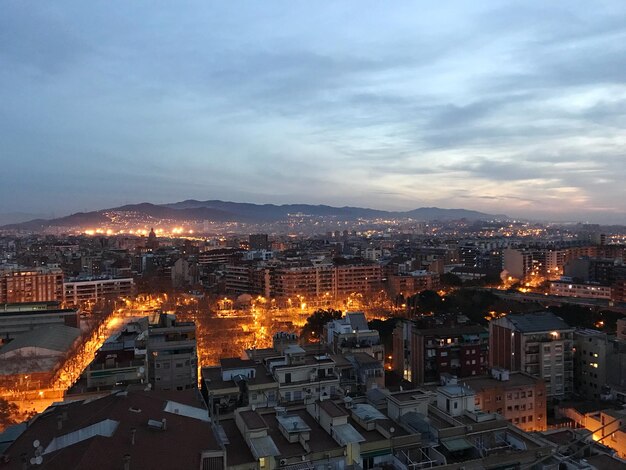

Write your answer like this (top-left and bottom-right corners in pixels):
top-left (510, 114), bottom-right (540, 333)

top-left (202, 364), bottom-right (277, 390)
top-left (461, 373), bottom-right (542, 391)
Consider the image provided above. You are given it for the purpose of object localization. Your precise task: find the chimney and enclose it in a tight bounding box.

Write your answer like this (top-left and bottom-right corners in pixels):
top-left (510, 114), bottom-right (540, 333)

top-left (161, 418), bottom-right (167, 431)
top-left (123, 454), bottom-right (131, 470)
top-left (57, 415), bottom-right (63, 431)
top-left (131, 427), bottom-right (136, 445)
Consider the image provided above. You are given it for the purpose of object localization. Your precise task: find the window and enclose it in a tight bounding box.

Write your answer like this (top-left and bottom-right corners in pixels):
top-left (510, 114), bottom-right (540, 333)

top-left (285, 373), bottom-right (291, 383)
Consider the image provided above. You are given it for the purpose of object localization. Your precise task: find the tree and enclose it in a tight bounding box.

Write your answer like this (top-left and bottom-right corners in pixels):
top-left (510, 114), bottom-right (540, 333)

top-left (417, 290), bottom-right (443, 313)
top-left (0, 398), bottom-right (19, 431)
top-left (440, 273), bottom-right (462, 287)
top-left (368, 318), bottom-right (398, 354)
top-left (300, 309), bottom-right (342, 343)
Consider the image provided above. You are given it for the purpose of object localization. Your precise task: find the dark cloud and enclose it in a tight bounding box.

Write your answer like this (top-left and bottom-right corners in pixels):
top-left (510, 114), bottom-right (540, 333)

top-left (0, 1), bottom-right (625, 222)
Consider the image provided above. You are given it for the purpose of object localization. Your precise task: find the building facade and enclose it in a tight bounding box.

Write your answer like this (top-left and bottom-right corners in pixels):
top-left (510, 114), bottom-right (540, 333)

top-left (393, 321), bottom-right (489, 385)
top-left (0, 267), bottom-right (64, 304)
top-left (63, 276), bottom-right (135, 306)
top-left (490, 312), bottom-right (574, 400)
top-left (147, 314), bottom-right (198, 391)
top-left (463, 369), bottom-right (547, 432)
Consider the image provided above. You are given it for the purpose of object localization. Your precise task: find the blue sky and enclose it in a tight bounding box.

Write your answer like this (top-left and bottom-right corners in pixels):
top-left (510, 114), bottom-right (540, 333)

top-left (1, 1), bottom-right (625, 223)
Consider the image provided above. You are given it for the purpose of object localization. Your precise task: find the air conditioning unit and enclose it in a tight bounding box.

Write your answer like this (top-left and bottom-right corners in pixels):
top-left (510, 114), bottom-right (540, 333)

top-left (280, 459), bottom-right (288, 466)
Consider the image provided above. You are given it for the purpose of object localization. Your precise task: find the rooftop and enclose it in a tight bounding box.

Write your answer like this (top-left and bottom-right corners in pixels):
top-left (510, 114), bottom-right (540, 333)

top-left (220, 357), bottom-right (256, 370)
top-left (4, 389), bottom-right (220, 470)
top-left (412, 324), bottom-right (487, 337)
top-left (318, 399), bottom-right (349, 418)
top-left (504, 312), bottom-right (573, 333)
top-left (240, 410), bottom-right (268, 430)
top-left (0, 325), bottom-right (80, 356)
top-left (461, 373), bottom-right (543, 391)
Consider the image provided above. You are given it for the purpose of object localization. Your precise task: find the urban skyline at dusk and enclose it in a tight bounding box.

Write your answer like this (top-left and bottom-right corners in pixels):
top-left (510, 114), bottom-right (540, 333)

top-left (2, 1), bottom-right (626, 224)
top-left (2, 3), bottom-right (626, 465)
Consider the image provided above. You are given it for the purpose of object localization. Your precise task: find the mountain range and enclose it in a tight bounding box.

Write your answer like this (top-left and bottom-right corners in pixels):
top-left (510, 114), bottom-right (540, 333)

top-left (2, 200), bottom-right (507, 230)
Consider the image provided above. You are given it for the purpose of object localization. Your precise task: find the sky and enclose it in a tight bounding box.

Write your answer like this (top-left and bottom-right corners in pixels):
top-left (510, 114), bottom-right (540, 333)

top-left (1, 1), bottom-right (626, 224)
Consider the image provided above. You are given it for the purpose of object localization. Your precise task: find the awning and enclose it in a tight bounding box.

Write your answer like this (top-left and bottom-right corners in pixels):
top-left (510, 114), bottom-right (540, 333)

top-left (441, 436), bottom-right (474, 452)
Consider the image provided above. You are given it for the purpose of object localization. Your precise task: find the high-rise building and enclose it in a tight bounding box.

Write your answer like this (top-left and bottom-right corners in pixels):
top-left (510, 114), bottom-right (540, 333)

top-left (574, 329), bottom-right (611, 400)
top-left (490, 312), bottom-right (574, 400)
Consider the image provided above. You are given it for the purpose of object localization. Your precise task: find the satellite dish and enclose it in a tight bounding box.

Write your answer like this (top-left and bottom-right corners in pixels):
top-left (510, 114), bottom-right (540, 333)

top-left (389, 427), bottom-right (395, 434)
top-left (139, 367), bottom-right (145, 374)
top-left (35, 456), bottom-right (43, 465)
top-left (30, 458), bottom-right (37, 465)
top-left (33, 440), bottom-right (40, 448)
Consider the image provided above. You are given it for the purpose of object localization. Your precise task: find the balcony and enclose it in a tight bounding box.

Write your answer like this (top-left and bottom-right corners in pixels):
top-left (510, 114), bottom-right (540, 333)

top-left (89, 359), bottom-right (145, 371)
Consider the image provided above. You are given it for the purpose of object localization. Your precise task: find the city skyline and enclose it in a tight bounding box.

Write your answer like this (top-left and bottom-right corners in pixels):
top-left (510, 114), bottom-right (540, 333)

top-left (2, 1), bottom-right (626, 224)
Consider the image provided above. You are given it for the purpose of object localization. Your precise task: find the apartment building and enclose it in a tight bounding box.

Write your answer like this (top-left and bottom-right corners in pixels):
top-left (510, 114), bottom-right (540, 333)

top-left (463, 369), bottom-right (547, 432)
top-left (84, 318), bottom-right (148, 391)
top-left (490, 312), bottom-right (574, 400)
top-left (323, 312), bottom-right (384, 362)
top-left (201, 357), bottom-right (279, 414)
top-left (267, 346), bottom-right (340, 403)
top-left (387, 271), bottom-right (439, 297)
top-left (225, 261), bottom-right (384, 300)
top-left (147, 313), bottom-right (198, 391)
top-left (63, 275), bottom-right (135, 306)
top-left (574, 329), bottom-right (611, 400)
top-left (0, 267), bottom-right (64, 303)
top-left (549, 280), bottom-right (612, 300)
top-left (393, 320), bottom-right (488, 385)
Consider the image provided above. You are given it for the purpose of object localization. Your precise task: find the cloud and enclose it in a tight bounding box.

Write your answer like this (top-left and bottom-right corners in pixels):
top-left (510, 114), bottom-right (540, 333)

top-left (0, 0), bottom-right (625, 222)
